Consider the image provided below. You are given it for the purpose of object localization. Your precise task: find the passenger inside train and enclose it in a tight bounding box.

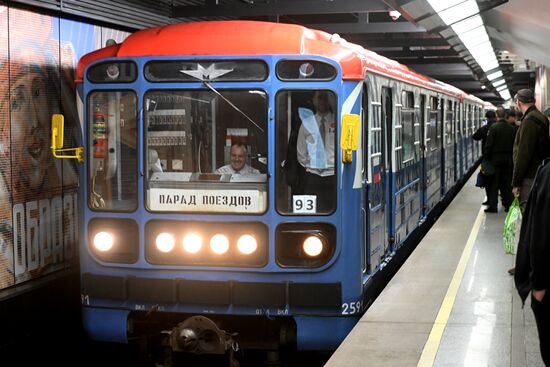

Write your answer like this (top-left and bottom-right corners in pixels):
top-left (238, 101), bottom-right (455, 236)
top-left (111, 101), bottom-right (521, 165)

top-left (278, 90), bottom-right (337, 214)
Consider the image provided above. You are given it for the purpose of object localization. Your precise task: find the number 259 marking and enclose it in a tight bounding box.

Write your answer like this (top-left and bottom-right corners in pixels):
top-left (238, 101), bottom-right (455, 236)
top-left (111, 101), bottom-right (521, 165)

top-left (341, 301), bottom-right (362, 315)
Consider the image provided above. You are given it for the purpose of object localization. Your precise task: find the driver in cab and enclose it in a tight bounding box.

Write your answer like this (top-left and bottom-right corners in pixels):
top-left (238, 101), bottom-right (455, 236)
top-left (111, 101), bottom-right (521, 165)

top-left (216, 142), bottom-right (259, 175)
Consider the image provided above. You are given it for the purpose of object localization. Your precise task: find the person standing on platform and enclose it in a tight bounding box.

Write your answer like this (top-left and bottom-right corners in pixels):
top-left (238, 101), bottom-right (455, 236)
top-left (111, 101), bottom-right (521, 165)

top-left (505, 108), bottom-right (519, 130)
top-left (482, 106), bottom-right (516, 213)
top-left (515, 158), bottom-right (550, 366)
top-left (512, 89), bottom-right (549, 206)
top-left (474, 110), bottom-right (497, 205)
top-left (509, 89), bottom-right (550, 276)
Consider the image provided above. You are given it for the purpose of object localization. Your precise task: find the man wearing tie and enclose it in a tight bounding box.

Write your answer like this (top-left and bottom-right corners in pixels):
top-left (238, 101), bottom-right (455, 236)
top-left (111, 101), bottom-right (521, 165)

top-left (296, 91), bottom-right (336, 213)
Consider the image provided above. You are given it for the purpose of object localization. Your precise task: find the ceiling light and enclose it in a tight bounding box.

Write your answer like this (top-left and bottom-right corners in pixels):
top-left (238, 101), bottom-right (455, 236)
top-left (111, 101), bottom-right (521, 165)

top-left (480, 60), bottom-right (499, 72)
top-left (486, 70), bottom-right (503, 81)
top-left (451, 15), bottom-right (483, 34)
top-left (493, 79), bottom-right (506, 87)
top-left (438, 0), bottom-right (480, 25)
top-left (497, 84), bottom-right (508, 92)
top-left (427, 0), bottom-right (466, 13)
top-left (500, 90), bottom-right (512, 100)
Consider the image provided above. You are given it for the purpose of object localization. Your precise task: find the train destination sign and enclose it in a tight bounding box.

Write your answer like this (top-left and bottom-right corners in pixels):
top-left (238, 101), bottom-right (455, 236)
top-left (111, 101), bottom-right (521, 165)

top-left (148, 188), bottom-right (263, 213)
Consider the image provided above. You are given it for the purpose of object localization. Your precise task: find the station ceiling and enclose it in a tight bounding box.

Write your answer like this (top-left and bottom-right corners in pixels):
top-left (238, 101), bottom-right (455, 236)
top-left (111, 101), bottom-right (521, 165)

top-left (12, 0), bottom-right (544, 105)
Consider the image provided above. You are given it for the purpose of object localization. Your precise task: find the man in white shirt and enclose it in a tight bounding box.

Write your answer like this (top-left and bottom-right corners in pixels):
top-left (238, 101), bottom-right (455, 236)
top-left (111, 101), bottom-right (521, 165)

top-left (296, 91), bottom-right (336, 212)
top-left (216, 142), bottom-right (259, 174)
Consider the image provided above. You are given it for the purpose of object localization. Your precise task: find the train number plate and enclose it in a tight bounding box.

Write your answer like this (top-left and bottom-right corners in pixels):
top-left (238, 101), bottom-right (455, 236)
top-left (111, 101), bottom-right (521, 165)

top-left (292, 195), bottom-right (316, 213)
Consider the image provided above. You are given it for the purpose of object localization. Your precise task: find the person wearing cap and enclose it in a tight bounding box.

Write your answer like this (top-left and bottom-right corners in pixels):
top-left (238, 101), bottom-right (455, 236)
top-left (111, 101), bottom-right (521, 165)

top-left (482, 106), bottom-right (516, 213)
top-left (511, 89), bottom-right (549, 205)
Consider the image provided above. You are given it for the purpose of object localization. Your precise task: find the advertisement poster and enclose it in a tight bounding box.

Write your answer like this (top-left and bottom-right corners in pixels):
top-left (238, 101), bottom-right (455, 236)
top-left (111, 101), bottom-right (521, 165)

top-left (0, 6), bottom-right (129, 289)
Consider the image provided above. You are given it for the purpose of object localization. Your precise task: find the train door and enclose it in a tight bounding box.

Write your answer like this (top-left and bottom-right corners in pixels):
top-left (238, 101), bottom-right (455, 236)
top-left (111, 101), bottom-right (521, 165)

top-left (381, 86), bottom-right (394, 246)
top-left (419, 94), bottom-right (427, 218)
top-left (364, 83), bottom-right (386, 272)
top-left (443, 99), bottom-right (455, 193)
top-left (426, 95), bottom-right (441, 213)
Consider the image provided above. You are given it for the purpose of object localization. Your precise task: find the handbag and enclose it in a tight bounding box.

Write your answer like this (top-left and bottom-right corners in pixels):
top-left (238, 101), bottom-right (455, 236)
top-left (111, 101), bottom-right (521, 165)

top-left (475, 171), bottom-right (486, 188)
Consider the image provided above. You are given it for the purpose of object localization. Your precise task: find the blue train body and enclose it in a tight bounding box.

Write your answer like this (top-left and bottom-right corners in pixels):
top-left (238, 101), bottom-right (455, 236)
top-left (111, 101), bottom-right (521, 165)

top-left (68, 21), bottom-right (486, 353)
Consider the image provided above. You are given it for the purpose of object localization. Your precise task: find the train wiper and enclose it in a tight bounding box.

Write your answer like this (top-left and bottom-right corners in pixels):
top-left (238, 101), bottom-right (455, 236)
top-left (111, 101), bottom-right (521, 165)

top-left (203, 81), bottom-right (264, 133)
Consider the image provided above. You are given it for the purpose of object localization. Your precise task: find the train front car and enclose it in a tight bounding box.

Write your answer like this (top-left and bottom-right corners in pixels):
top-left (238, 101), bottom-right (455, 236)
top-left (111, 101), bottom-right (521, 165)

top-left (72, 21), bottom-right (366, 355)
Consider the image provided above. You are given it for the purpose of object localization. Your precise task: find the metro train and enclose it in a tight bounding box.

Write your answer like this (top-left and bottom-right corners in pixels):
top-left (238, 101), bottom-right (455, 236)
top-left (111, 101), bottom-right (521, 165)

top-left (51, 20), bottom-right (487, 357)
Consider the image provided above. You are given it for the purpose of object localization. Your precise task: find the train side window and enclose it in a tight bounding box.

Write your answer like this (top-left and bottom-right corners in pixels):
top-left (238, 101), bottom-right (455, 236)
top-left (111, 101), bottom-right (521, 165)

top-left (445, 100), bottom-right (453, 146)
top-left (401, 91), bottom-right (415, 163)
top-left (428, 96), bottom-right (439, 151)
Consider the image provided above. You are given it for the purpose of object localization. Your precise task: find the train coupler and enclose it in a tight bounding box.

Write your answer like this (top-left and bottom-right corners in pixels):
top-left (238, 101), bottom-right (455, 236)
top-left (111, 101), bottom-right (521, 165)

top-left (164, 315), bottom-right (239, 355)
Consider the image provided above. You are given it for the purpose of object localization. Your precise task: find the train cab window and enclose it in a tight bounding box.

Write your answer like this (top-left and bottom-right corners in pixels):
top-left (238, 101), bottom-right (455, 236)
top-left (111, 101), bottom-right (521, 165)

top-left (401, 91), bottom-right (415, 162)
top-left (276, 90), bottom-right (337, 215)
top-left (143, 89), bottom-right (268, 214)
top-left (88, 91), bottom-right (138, 211)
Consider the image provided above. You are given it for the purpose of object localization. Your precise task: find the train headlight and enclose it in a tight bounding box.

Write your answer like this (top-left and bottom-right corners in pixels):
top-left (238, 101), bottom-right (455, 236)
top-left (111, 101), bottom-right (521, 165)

top-left (106, 64), bottom-right (120, 79)
top-left (183, 233), bottom-right (202, 254)
top-left (303, 236), bottom-right (323, 257)
top-left (276, 223), bottom-right (336, 268)
top-left (210, 234), bottom-right (229, 254)
top-left (237, 234), bottom-right (257, 255)
top-left (93, 231), bottom-right (114, 252)
top-left (156, 232), bottom-right (175, 253)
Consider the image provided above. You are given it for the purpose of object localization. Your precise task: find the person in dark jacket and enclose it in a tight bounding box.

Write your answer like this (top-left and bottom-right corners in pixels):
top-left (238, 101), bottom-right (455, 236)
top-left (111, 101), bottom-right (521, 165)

top-left (483, 107), bottom-right (517, 212)
top-left (515, 158), bottom-right (550, 365)
top-left (473, 109), bottom-right (497, 144)
top-left (512, 89), bottom-right (549, 205)
top-left (474, 110), bottom-right (497, 205)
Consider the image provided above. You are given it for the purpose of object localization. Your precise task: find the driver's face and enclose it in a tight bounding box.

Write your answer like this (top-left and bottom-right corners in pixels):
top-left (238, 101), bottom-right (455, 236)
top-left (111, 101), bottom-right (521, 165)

top-left (230, 145), bottom-right (246, 172)
top-left (313, 92), bottom-right (330, 115)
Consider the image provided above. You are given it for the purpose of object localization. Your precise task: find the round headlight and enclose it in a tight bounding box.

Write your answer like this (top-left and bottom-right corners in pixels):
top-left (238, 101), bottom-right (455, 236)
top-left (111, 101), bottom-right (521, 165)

top-left (183, 233), bottom-right (202, 254)
top-left (210, 234), bottom-right (229, 255)
top-left (303, 236), bottom-right (323, 257)
top-left (93, 231), bottom-right (114, 252)
top-left (237, 234), bottom-right (257, 255)
top-left (106, 64), bottom-right (120, 79)
top-left (156, 232), bottom-right (175, 253)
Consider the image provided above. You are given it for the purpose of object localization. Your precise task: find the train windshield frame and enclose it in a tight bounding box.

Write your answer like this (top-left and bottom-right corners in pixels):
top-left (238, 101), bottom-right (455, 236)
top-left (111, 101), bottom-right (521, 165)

top-left (143, 88), bottom-right (268, 214)
top-left (275, 89), bottom-right (338, 215)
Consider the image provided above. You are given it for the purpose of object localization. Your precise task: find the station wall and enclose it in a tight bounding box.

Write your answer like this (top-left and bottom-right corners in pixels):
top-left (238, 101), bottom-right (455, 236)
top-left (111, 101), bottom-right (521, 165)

top-left (0, 5), bottom-right (129, 291)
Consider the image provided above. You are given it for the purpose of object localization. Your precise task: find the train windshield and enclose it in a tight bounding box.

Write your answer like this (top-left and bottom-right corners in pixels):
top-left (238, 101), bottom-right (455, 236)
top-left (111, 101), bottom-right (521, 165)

top-left (275, 90), bottom-right (337, 215)
top-left (144, 89), bottom-right (268, 214)
top-left (88, 91), bottom-right (138, 211)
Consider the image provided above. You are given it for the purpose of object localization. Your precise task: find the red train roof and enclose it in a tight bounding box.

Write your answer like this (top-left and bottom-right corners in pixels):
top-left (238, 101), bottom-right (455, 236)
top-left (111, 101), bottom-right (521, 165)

top-left (76, 20), bottom-right (470, 100)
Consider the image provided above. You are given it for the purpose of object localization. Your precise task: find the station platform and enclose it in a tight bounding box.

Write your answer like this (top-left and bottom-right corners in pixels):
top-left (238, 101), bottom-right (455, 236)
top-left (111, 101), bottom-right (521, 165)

top-left (326, 172), bottom-right (544, 367)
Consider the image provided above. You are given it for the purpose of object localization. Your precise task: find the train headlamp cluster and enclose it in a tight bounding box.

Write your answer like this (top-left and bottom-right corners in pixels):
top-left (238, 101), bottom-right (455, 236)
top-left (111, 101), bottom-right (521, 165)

top-left (155, 232), bottom-right (258, 256)
top-left (146, 220), bottom-right (268, 267)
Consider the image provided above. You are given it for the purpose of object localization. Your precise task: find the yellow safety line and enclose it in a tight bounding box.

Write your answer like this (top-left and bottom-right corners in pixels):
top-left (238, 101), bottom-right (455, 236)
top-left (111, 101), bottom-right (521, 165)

top-left (417, 206), bottom-right (485, 367)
